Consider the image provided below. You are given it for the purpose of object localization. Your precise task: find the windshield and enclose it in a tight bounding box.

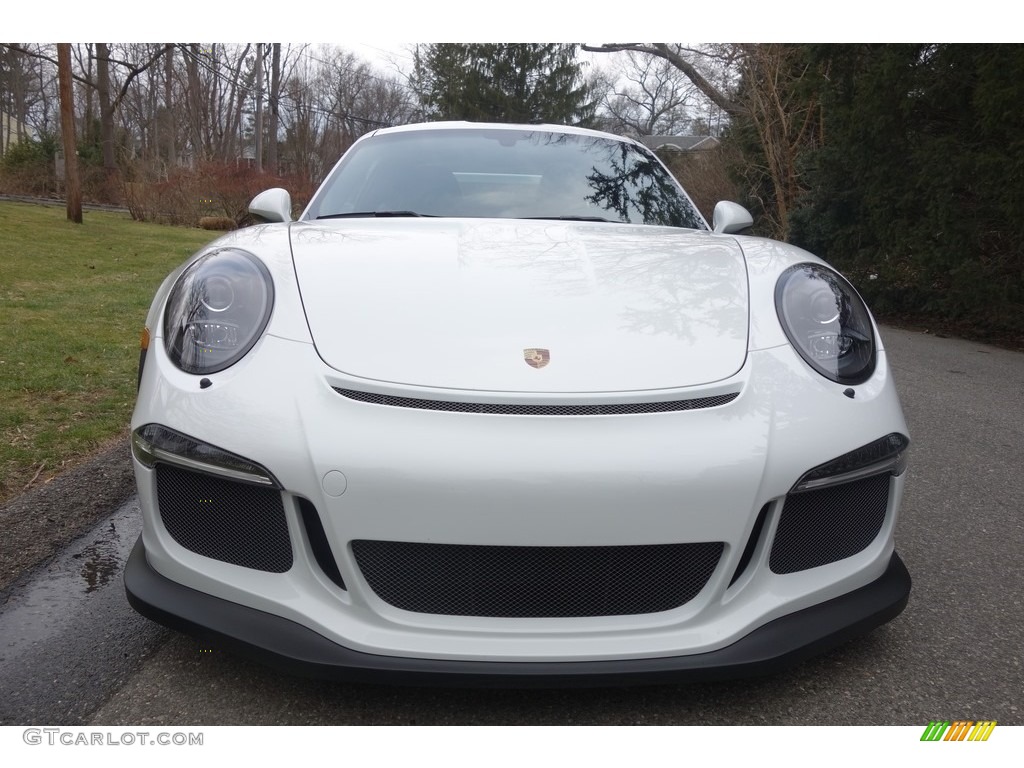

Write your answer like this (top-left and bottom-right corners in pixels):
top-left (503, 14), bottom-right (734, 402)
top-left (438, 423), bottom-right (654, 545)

top-left (304, 127), bottom-right (706, 229)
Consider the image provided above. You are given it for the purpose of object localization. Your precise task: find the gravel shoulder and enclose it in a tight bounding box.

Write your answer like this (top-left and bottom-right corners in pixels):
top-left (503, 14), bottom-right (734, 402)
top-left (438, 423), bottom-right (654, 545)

top-left (0, 436), bottom-right (135, 592)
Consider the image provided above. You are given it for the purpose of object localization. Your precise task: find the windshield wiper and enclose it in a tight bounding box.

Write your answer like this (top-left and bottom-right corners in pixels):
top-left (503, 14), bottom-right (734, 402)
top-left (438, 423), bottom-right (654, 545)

top-left (519, 215), bottom-right (616, 223)
top-left (317, 211), bottom-right (436, 220)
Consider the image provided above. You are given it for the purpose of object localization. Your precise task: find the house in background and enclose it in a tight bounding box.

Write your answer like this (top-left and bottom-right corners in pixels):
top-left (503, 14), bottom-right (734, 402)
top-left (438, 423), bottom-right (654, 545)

top-left (0, 110), bottom-right (37, 156)
top-left (638, 135), bottom-right (721, 153)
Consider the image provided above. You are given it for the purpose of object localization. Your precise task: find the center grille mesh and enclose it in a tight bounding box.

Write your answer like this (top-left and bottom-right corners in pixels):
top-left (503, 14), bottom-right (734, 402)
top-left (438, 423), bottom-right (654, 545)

top-left (351, 540), bottom-right (724, 617)
top-left (333, 387), bottom-right (738, 416)
top-left (156, 464), bottom-right (292, 573)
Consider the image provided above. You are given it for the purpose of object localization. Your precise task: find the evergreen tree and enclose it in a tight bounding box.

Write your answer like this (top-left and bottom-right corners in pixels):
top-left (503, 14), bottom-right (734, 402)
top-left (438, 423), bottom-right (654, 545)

top-left (412, 44), bottom-right (596, 126)
top-left (788, 44), bottom-right (1024, 336)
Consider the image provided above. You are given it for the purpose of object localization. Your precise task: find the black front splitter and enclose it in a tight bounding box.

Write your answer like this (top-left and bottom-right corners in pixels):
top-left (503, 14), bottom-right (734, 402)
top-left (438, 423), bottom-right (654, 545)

top-left (125, 537), bottom-right (910, 688)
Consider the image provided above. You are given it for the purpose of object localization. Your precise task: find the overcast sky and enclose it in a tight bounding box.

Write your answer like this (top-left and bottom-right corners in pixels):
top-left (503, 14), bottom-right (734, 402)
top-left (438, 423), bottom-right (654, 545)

top-left (9, 2), bottom-right (1012, 43)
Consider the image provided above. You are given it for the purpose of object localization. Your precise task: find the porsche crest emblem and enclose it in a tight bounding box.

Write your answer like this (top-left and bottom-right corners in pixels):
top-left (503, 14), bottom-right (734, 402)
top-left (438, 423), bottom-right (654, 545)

top-left (524, 348), bottom-right (551, 369)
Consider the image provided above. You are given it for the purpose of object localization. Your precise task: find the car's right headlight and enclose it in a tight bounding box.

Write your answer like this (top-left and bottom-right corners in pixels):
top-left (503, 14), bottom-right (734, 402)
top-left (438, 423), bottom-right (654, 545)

top-left (775, 263), bottom-right (876, 384)
top-left (163, 248), bottom-right (274, 375)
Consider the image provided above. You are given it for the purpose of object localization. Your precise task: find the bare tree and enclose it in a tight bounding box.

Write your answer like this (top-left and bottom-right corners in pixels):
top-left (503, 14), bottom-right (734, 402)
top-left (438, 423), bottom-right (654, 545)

top-left (3, 45), bottom-right (60, 144)
top-left (175, 43), bottom-right (259, 162)
top-left (184, 43), bottom-right (203, 164)
top-left (584, 43), bottom-right (821, 239)
top-left (734, 44), bottom-right (824, 238)
top-left (94, 43), bottom-right (117, 198)
top-left (3, 42), bottom-right (416, 198)
top-left (208, 43), bottom-right (253, 161)
top-left (164, 44), bottom-right (176, 169)
top-left (279, 52), bottom-right (325, 180)
top-left (276, 45), bottom-right (413, 181)
top-left (3, 43), bottom-right (173, 167)
top-left (254, 43), bottom-right (264, 172)
top-left (266, 43), bottom-right (281, 174)
top-left (321, 48), bottom-right (375, 158)
top-left (594, 50), bottom-right (704, 137)
top-left (583, 44), bottom-right (742, 117)
top-left (1, 46), bottom-right (41, 154)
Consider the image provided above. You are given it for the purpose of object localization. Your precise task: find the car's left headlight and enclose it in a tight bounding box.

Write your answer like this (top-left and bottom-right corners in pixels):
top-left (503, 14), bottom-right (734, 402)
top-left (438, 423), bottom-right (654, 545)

top-left (163, 248), bottom-right (274, 375)
top-left (775, 263), bottom-right (875, 384)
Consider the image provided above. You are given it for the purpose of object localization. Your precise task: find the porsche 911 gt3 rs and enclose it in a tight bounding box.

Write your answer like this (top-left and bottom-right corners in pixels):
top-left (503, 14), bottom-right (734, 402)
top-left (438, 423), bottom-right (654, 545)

top-left (125, 122), bottom-right (911, 685)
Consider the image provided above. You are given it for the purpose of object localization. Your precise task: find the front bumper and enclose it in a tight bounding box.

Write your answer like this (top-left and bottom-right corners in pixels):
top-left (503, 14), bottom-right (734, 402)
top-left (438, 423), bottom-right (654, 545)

top-left (125, 537), bottom-right (910, 686)
top-left (131, 332), bottom-right (913, 662)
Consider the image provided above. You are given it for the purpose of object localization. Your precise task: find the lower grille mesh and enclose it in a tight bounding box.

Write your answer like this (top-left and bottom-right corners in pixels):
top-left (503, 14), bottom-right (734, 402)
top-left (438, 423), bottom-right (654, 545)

top-left (156, 464), bottom-right (292, 573)
top-left (352, 540), bottom-right (723, 617)
top-left (769, 473), bottom-right (890, 574)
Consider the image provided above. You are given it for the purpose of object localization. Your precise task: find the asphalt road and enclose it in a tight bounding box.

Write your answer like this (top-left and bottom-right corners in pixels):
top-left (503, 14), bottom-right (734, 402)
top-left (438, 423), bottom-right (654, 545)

top-left (0, 326), bottom-right (1021, 725)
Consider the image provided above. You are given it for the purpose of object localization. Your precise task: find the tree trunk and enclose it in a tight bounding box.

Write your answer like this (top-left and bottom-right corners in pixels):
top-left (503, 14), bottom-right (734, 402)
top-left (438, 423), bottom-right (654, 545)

top-left (95, 43), bottom-right (118, 201)
top-left (267, 43), bottom-right (280, 175)
top-left (79, 45), bottom-right (94, 148)
top-left (57, 44), bottom-right (82, 224)
top-left (254, 43), bottom-right (264, 173)
top-left (186, 43), bottom-right (202, 165)
top-left (165, 43), bottom-right (176, 168)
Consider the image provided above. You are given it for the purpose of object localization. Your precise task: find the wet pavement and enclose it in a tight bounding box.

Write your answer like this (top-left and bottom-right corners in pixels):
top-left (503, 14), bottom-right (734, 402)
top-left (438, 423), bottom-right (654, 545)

top-left (0, 498), bottom-right (167, 725)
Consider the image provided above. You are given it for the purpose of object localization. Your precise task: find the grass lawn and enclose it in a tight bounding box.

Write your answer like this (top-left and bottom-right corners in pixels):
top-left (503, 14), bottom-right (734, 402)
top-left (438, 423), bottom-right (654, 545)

top-left (0, 201), bottom-right (216, 502)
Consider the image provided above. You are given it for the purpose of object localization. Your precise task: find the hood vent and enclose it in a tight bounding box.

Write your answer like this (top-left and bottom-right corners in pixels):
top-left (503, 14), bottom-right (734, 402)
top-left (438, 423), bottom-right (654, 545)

top-left (332, 387), bottom-right (738, 416)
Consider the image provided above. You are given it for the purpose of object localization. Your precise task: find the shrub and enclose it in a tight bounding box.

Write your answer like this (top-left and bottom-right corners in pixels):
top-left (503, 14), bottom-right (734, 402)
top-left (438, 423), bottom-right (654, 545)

top-left (659, 145), bottom-right (741, 224)
top-left (123, 163), bottom-right (316, 227)
top-left (199, 216), bottom-right (236, 231)
top-left (0, 136), bottom-right (59, 197)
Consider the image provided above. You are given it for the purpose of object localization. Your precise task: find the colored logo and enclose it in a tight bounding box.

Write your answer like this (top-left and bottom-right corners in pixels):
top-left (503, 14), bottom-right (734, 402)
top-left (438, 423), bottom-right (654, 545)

top-left (524, 348), bottom-right (551, 369)
top-left (920, 721), bottom-right (996, 741)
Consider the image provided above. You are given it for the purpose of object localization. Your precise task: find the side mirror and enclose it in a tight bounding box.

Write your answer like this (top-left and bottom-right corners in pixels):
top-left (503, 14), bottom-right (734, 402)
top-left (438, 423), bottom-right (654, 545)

top-left (248, 188), bottom-right (293, 223)
top-left (712, 201), bottom-right (754, 234)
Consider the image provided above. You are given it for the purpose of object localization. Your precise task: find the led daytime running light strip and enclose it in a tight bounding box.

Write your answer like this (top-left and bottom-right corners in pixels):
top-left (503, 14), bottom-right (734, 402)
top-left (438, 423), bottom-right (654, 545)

top-left (792, 433), bottom-right (909, 493)
top-left (131, 426), bottom-right (278, 487)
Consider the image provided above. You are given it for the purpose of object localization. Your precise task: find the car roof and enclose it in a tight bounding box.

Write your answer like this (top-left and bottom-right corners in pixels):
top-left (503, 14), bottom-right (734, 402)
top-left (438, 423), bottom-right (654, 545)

top-left (368, 121), bottom-right (642, 147)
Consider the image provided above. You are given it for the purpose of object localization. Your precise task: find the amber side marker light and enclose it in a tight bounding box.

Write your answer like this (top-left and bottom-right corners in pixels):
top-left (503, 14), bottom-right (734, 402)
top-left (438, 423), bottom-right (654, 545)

top-left (137, 326), bottom-right (150, 391)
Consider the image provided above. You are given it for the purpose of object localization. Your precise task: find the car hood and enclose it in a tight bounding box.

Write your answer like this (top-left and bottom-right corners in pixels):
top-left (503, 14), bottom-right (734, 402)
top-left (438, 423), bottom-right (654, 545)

top-left (289, 219), bottom-right (748, 393)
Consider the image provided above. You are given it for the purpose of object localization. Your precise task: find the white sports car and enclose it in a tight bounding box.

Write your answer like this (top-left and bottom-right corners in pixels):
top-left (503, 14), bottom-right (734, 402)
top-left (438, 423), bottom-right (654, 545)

top-left (125, 121), bottom-right (911, 685)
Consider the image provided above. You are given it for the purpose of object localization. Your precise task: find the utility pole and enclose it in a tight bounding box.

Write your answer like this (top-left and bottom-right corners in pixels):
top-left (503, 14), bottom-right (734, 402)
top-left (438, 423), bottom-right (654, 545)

top-left (57, 43), bottom-right (82, 224)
